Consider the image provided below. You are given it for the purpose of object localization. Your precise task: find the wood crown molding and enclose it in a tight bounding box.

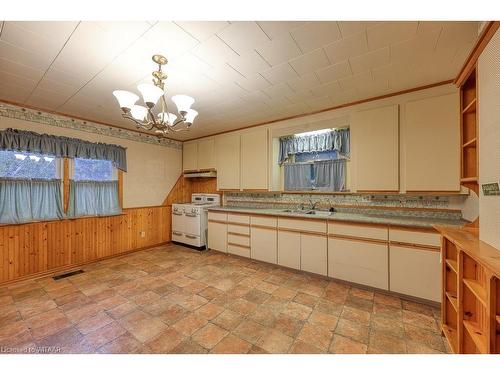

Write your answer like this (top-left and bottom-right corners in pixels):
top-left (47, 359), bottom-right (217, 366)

top-left (455, 21), bottom-right (500, 86)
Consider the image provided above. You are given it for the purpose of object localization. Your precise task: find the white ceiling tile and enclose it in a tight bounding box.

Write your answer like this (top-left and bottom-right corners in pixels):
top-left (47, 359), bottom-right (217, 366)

top-left (174, 21), bottom-right (230, 42)
top-left (390, 29), bottom-right (441, 65)
top-left (0, 40), bottom-right (53, 71)
top-left (203, 64), bottom-right (245, 85)
top-left (192, 35), bottom-right (239, 67)
top-left (305, 95), bottom-right (334, 111)
top-left (262, 96), bottom-right (294, 108)
top-left (0, 82), bottom-right (31, 103)
top-left (256, 21), bottom-right (306, 40)
top-left (310, 81), bottom-right (342, 98)
top-left (285, 89), bottom-right (315, 103)
top-left (337, 21), bottom-right (381, 37)
top-left (140, 22), bottom-right (199, 60)
top-left (316, 60), bottom-right (352, 83)
top-left (416, 21), bottom-right (451, 34)
top-left (0, 57), bottom-right (45, 81)
top-left (256, 33), bottom-right (302, 66)
top-left (287, 73), bottom-right (320, 92)
top-left (0, 70), bottom-right (37, 90)
top-left (217, 21), bottom-right (270, 55)
top-left (235, 73), bottom-right (271, 91)
top-left (338, 71), bottom-right (372, 91)
top-left (291, 22), bottom-right (342, 53)
top-left (226, 50), bottom-right (271, 77)
top-left (289, 48), bottom-right (330, 76)
top-left (262, 82), bottom-right (295, 98)
top-left (367, 21), bottom-right (418, 50)
top-left (36, 77), bottom-right (80, 97)
top-left (349, 47), bottom-right (390, 74)
top-left (436, 22), bottom-right (478, 52)
top-left (260, 63), bottom-right (298, 85)
top-left (25, 87), bottom-right (72, 109)
top-left (324, 31), bottom-right (368, 64)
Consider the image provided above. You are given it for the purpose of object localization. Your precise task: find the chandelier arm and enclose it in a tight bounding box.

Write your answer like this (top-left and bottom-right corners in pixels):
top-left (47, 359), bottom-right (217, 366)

top-left (122, 114), bottom-right (155, 131)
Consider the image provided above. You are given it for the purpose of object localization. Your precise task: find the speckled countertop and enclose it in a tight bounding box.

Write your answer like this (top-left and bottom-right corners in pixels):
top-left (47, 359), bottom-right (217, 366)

top-left (206, 206), bottom-right (468, 229)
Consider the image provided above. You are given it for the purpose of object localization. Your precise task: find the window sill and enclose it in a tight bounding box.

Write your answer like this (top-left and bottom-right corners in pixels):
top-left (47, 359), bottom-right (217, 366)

top-left (0, 212), bottom-right (126, 227)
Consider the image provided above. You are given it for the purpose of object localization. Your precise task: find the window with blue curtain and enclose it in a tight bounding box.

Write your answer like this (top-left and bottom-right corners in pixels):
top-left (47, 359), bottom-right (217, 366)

top-left (67, 158), bottom-right (121, 217)
top-left (0, 150), bottom-right (64, 224)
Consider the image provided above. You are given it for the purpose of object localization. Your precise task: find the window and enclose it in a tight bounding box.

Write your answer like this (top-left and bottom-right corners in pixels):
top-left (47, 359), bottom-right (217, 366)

top-left (73, 158), bottom-right (115, 181)
top-left (294, 150), bottom-right (339, 163)
top-left (0, 150), bottom-right (58, 179)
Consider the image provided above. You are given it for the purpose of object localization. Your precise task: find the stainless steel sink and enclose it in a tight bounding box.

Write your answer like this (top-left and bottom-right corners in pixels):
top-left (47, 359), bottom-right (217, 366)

top-left (281, 209), bottom-right (331, 217)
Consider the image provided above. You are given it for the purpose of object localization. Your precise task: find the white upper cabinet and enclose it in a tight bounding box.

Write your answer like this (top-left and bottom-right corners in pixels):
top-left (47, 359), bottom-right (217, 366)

top-left (403, 93), bottom-right (460, 192)
top-left (183, 141), bottom-right (198, 172)
top-left (197, 137), bottom-right (215, 170)
top-left (351, 105), bottom-right (399, 191)
top-left (215, 133), bottom-right (241, 190)
top-left (240, 128), bottom-right (269, 190)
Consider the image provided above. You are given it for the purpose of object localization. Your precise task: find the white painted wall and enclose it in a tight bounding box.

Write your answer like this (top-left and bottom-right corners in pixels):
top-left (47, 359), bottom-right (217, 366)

top-left (478, 29), bottom-right (500, 250)
top-left (0, 115), bottom-right (182, 208)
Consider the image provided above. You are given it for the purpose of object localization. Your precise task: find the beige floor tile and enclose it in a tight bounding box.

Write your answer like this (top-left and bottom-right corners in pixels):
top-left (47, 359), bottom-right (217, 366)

top-left (210, 334), bottom-right (253, 354)
top-left (329, 334), bottom-right (367, 354)
top-left (192, 323), bottom-right (229, 349)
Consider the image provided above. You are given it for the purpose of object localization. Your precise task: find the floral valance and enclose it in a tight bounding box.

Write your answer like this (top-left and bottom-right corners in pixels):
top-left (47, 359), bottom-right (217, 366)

top-left (0, 128), bottom-right (127, 171)
top-left (278, 128), bottom-right (350, 164)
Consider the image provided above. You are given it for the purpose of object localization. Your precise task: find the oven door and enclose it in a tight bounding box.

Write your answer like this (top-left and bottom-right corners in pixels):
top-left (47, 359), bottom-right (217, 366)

top-left (184, 210), bottom-right (201, 236)
top-left (172, 206), bottom-right (185, 233)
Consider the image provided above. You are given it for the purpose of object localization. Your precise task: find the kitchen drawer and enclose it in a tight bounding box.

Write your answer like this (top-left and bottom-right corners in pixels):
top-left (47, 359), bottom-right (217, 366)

top-left (390, 245), bottom-right (441, 302)
top-left (278, 217), bottom-right (327, 234)
top-left (228, 233), bottom-right (250, 247)
top-left (227, 243), bottom-right (251, 258)
top-left (227, 213), bottom-right (250, 225)
top-left (389, 228), bottom-right (441, 248)
top-left (227, 224), bottom-right (250, 235)
top-left (251, 215), bottom-right (277, 228)
top-left (208, 212), bottom-right (227, 222)
top-left (328, 222), bottom-right (387, 241)
top-left (329, 237), bottom-right (389, 290)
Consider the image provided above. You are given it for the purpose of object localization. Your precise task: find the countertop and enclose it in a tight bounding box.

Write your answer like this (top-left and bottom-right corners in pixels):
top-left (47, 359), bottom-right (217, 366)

top-left (207, 206), bottom-right (468, 229)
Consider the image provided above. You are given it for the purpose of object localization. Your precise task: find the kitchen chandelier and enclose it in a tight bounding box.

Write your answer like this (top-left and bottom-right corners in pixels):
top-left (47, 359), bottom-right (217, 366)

top-left (112, 54), bottom-right (198, 136)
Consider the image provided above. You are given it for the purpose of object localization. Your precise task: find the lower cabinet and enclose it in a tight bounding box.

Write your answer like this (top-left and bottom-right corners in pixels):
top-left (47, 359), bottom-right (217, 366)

top-left (300, 233), bottom-right (328, 276)
top-left (389, 245), bottom-right (441, 302)
top-left (207, 221), bottom-right (227, 253)
top-left (251, 227), bottom-right (277, 264)
top-left (328, 237), bottom-right (389, 290)
top-left (277, 230), bottom-right (301, 270)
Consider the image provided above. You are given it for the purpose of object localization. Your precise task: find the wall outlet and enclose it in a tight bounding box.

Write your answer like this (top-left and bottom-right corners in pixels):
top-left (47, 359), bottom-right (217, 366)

top-left (140, 231), bottom-right (146, 238)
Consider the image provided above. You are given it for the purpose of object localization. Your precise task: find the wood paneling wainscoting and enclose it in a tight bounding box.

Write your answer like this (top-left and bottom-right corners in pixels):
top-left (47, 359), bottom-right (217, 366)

top-left (163, 175), bottom-right (218, 205)
top-left (0, 206), bottom-right (170, 285)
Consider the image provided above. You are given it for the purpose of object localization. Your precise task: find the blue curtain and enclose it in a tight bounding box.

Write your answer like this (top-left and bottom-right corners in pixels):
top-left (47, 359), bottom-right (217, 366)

top-left (278, 128), bottom-right (350, 164)
top-left (0, 128), bottom-right (127, 171)
top-left (284, 164), bottom-right (313, 191)
top-left (0, 178), bottom-right (64, 224)
top-left (313, 160), bottom-right (346, 192)
top-left (67, 180), bottom-right (121, 217)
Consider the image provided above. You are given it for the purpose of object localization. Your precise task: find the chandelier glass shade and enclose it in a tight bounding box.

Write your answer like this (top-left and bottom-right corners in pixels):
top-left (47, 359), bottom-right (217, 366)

top-left (112, 54), bottom-right (198, 136)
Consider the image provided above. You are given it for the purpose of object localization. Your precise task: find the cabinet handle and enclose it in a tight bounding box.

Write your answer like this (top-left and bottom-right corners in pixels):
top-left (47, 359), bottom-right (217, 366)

top-left (185, 213), bottom-right (198, 217)
top-left (173, 212), bottom-right (183, 216)
top-left (185, 234), bottom-right (198, 239)
top-left (173, 231), bottom-right (182, 236)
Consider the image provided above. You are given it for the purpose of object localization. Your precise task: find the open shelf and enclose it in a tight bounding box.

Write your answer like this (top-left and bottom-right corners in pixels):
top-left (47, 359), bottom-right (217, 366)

top-left (446, 291), bottom-right (458, 311)
top-left (463, 320), bottom-right (488, 354)
top-left (442, 324), bottom-right (458, 354)
top-left (463, 278), bottom-right (488, 307)
top-left (462, 98), bottom-right (477, 114)
top-left (446, 259), bottom-right (458, 274)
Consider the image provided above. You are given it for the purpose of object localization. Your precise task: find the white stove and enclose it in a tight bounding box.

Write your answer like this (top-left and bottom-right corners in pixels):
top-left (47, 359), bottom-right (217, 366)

top-left (172, 193), bottom-right (220, 249)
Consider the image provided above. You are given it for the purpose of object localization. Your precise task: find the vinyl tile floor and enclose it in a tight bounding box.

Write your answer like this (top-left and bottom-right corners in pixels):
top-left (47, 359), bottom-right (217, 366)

top-left (0, 244), bottom-right (450, 354)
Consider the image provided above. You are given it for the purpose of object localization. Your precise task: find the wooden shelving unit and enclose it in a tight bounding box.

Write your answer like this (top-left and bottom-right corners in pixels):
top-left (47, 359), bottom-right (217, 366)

top-left (436, 226), bottom-right (500, 354)
top-left (460, 68), bottom-right (479, 197)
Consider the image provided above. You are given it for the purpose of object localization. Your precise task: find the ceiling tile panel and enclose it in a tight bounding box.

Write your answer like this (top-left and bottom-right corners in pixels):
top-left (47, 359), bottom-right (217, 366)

top-left (337, 21), bottom-right (381, 37)
top-left (174, 21), bottom-right (230, 42)
top-left (338, 71), bottom-right (372, 91)
top-left (0, 40), bottom-right (53, 71)
top-left (192, 35), bottom-right (239, 67)
top-left (367, 21), bottom-right (418, 50)
top-left (217, 21), bottom-right (270, 55)
top-left (260, 63), bottom-right (298, 85)
top-left (324, 31), bottom-right (368, 64)
top-left (287, 72), bottom-right (320, 92)
top-left (256, 33), bottom-right (302, 66)
top-left (0, 57), bottom-right (45, 81)
top-left (0, 82), bottom-right (32, 103)
top-left (289, 48), bottom-right (330, 76)
top-left (226, 50), bottom-right (271, 77)
top-left (262, 82), bottom-right (295, 98)
top-left (235, 73), bottom-right (271, 91)
top-left (310, 81), bottom-right (342, 98)
top-left (256, 21), bottom-right (306, 40)
top-left (316, 60), bottom-right (352, 83)
top-left (291, 22), bottom-right (342, 53)
top-left (349, 47), bottom-right (390, 74)
top-left (390, 29), bottom-right (441, 65)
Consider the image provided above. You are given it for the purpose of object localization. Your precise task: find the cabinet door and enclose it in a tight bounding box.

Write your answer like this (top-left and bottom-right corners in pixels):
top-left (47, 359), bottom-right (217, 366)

top-left (404, 93), bottom-right (460, 191)
top-left (215, 133), bottom-right (240, 190)
top-left (208, 221), bottom-right (227, 253)
top-left (251, 227), bottom-right (277, 264)
top-left (390, 245), bottom-right (441, 302)
top-left (183, 141), bottom-right (198, 171)
top-left (277, 230), bottom-right (301, 270)
top-left (240, 128), bottom-right (268, 190)
top-left (197, 138), bottom-right (215, 170)
top-left (300, 233), bottom-right (327, 276)
top-left (329, 237), bottom-right (388, 289)
top-left (351, 105), bottom-right (399, 191)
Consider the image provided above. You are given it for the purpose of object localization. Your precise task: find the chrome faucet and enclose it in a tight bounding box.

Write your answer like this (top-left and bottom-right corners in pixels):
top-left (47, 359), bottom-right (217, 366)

top-left (308, 198), bottom-right (318, 210)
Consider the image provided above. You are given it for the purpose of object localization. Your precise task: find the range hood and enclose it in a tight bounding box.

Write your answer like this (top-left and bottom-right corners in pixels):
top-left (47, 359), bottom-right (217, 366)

top-left (183, 170), bottom-right (217, 178)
